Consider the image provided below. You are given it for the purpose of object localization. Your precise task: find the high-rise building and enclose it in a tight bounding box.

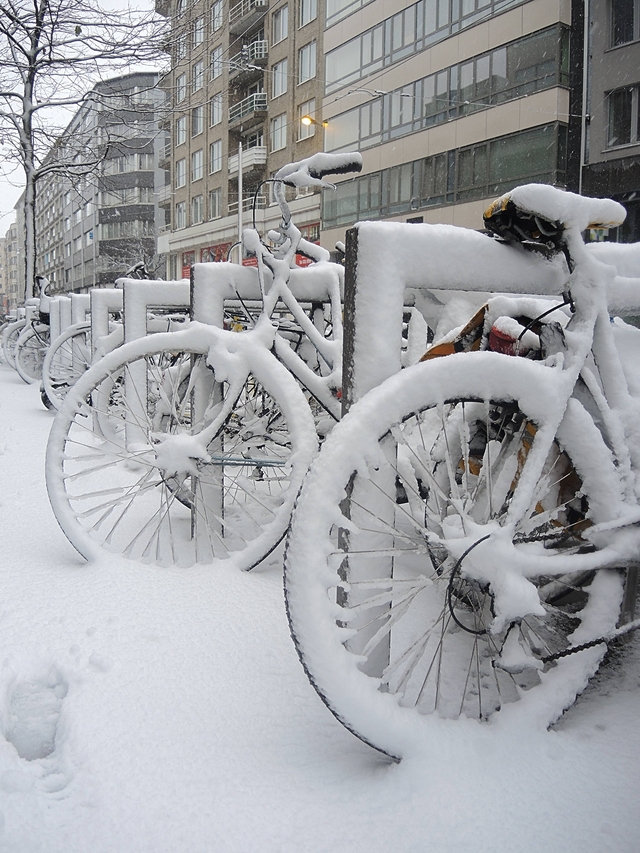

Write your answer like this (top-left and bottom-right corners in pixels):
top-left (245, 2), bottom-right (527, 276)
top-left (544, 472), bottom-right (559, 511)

top-left (3, 220), bottom-right (21, 312)
top-left (320, 0), bottom-right (582, 248)
top-left (35, 71), bottom-right (168, 293)
top-left (156, 0), bottom-right (325, 278)
top-left (582, 0), bottom-right (640, 242)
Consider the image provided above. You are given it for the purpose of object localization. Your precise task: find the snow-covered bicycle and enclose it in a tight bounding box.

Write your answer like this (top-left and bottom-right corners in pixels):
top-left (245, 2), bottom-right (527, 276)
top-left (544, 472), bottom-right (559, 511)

top-left (45, 152), bottom-right (362, 568)
top-left (284, 184), bottom-right (640, 758)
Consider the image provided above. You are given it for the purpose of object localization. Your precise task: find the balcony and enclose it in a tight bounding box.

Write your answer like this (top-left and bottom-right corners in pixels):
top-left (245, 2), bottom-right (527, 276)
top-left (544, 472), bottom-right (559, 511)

top-left (228, 145), bottom-right (267, 175)
top-left (229, 0), bottom-right (267, 35)
top-left (229, 40), bottom-right (268, 82)
top-left (228, 194), bottom-right (267, 215)
top-left (155, 184), bottom-right (172, 204)
top-left (229, 92), bottom-right (267, 126)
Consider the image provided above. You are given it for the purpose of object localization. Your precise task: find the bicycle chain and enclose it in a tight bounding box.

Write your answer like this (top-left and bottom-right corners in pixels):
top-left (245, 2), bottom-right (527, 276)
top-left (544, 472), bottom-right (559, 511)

top-left (540, 617), bottom-right (640, 663)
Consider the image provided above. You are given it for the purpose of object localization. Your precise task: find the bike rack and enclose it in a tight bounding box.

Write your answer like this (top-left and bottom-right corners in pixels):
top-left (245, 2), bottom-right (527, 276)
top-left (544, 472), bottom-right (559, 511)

top-left (342, 221), bottom-right (640, 408)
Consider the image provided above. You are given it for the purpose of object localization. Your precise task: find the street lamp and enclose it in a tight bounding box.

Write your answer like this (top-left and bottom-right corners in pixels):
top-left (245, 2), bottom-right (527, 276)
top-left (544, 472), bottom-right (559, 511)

top-left (301, 115), bottom-right (328, 128)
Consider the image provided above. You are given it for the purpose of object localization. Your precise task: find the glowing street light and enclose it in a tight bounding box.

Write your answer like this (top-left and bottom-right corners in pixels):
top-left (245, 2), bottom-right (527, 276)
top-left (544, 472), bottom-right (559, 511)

top-left (301, 115), bottom-right (328, 128)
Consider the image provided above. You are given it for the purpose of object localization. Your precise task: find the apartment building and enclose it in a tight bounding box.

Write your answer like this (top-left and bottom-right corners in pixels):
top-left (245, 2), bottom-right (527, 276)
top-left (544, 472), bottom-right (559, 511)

top-left (0, 234), bottom-right (5, 315)
top-left (3, 221), bottom-right (21, 312)
top-left (581, 0), bottom-right (640, 242)
top-left (156, 0), bottom-right (325, 277)
top-left (35, 72), bottom-right (168, 294)
top-left (319, 0), bottom-right (586, 248)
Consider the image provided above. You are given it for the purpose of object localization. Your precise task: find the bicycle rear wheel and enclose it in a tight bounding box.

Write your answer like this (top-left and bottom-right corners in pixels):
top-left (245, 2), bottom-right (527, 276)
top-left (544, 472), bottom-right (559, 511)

top-left (285, 353), bottom-right (626, 758)
top-left (46, 327), bottom-right (317, 568)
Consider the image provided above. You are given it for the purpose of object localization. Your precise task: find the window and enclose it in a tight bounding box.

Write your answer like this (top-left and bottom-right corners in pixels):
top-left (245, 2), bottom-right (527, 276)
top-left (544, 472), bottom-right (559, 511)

top-left (193, 16), bottom-right (204, 46)
top-left (64, 191), bottom-right (71, 206)
top-left (175, 201), bottom-right (186, 229)
top-left (322, 124), bottom-right (564, 228)
top-left (325, 0), bottom-right (525, 93)
top-left (192, 149), bottom-right (204, 181)
top-left (298, 42), bottom-right (316, 83)
top-left (326, 27), bottom-right (569, 153)
top-left (65, 242), bottom-right (71, 257)
top-left (611, 0), bottom-right (639, 45)
top-left (175, 158), bottom-right (186, 187)
top-left (192, 61), bottom-right (204, 92)
top-left (176, 73), bottom-right (187, 102)
top-left (298, 98), bottom-right (316, 139)
top-left (100, 219), bottom-right (154, 240)
top-left (85, 230), bottom-right (93, 246)
top-left (176, 116), bottom-right (187, 145)
top-left (272, 58), bottom-right (288, 97)
top-left (209, 187), bottom-right (222, 218)
top-left (608, 85), bottom-right (640, 146)
top-left (210, 139), bottom-right (222, 172)
top-left (176, 33), bottom-right (187, 60)
top-left (74, 236), bottom-right (82, 252)
top-left (191, 194), bottom-right (204, 224)
top-left (211, 0), bottom-right (223, 30)
top-left (210, 92), bottom-right (223, 125)
top-left (270, 113), bottom-right (287, 150)
top-left (192, 105), bottom-right (204, 135)
top-left (272, 5), bottom-right (288, 42)
top-left (299, 0), bottom-right (316, 26)
top-left (210, 46), bottom-right (222, 80)
top-left (73, 208), bottom-right (82, 224)
top-left (64, 217), bottom-right (71, 232)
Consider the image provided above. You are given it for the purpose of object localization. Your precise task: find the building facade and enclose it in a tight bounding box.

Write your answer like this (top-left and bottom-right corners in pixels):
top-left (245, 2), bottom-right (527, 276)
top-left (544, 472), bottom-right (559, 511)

top-left (582, 0), bottom-right (640, 242)
top-left (156, 0), bottom-right (325, 277)
top-left (35, 71), bottom-right (168, 294)
top-left (320, 0), bottom-right (585, 248)
top-left (2, 221), bottom-right (21, 312)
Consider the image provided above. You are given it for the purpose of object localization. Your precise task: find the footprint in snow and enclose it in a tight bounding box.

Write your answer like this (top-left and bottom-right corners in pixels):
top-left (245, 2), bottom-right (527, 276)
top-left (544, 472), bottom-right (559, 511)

top-left (4, 671), bottom-right (68, 761)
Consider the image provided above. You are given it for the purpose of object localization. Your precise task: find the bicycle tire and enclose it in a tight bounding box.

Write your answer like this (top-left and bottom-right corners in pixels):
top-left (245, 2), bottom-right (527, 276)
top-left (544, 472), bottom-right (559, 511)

top-left (42, 321), bottom-right (92, 410)
top-left (284, 352), bottom-right (626, 758)
top-left (14, 323), bottom-right (50, 383)
top-left (2, 319), bottom-right (26, 368)
top-left (46, 326), bottom-right (317, 569)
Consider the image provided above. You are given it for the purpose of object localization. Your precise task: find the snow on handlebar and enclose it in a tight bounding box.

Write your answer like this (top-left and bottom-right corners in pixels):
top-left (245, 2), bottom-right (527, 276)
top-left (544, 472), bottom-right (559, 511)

top-left (274, 152), bottom-right (363, 189)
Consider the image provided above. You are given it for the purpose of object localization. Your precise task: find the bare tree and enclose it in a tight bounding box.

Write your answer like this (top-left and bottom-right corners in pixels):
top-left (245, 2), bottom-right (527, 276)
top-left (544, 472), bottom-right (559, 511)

top-left (0, 0), bottom-right (167, 298)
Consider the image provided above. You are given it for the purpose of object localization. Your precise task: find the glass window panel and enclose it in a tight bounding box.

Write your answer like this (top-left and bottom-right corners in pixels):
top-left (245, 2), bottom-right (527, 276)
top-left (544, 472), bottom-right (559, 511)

top-left (326, 42), bottom-right (360, 90)
top-left (272, 58), bottom-right (288, 97)
top-left (489, 127), bottom-right (554, 185)
top-left (424, 0), bottom-right (437, 33)
top-left (438, 0), bottom-right (449, 29)
top-left (612, 0), bottom-right (634, 45)
top-left (273, 5), bottom-right (288, 43)
top-left (300, 0), bottom-right (317, 26)
top-left (609, 88), bottom-right (633, 146)
top-left (326, 109), bottom-right (359, 151)
top-left (336, 182), bottom-right (358, 223)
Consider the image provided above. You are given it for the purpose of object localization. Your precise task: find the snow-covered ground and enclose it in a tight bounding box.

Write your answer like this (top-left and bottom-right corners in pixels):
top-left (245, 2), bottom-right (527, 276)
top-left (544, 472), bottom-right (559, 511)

top-left (0, 361), bottom-right (639, 853)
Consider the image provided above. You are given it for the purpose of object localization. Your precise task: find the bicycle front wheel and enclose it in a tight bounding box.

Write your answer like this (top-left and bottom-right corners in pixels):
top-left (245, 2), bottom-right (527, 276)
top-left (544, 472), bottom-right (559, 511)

top-left (42, 321), bottom-right (92, 410)
top-left (15, 324), bottom-right (50, 383)
top-left (47, 327), bottom-right (317, 568)
top-left (285, 353), bottom-right (626, 758)
top-left (2, 319), bottom-right (26, 368)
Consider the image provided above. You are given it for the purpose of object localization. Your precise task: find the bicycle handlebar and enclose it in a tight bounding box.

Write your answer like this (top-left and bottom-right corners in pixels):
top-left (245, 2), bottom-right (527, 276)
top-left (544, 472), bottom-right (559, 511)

top-left (275, 152), bottom-right (363, 189)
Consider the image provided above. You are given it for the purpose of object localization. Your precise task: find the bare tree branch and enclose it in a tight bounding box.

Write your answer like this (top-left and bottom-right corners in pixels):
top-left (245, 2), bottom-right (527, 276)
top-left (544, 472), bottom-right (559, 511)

top-left (0, 0), bottom-right (168, 297)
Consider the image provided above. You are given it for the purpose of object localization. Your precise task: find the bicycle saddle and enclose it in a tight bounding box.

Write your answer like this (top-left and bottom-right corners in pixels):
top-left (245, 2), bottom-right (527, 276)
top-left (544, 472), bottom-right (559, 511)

top-left (484, 184), bottom-right (626, 249)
